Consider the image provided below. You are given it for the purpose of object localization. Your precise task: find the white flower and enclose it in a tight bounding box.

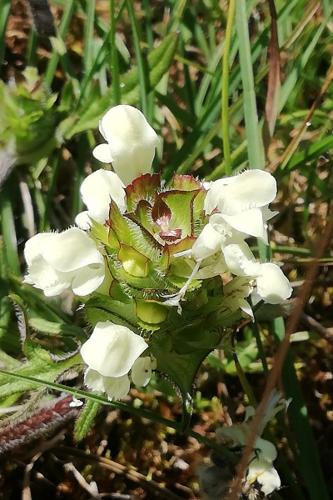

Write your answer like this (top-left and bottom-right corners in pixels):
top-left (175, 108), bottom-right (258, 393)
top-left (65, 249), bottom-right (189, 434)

top-left (218, 431), bottom-right (281, 497)
top-left (80, 321), bottom-right (148, 400)
top-left (217, 393), bottom-right (288, 497)
top-left (93, 105), bottom-right (159, 185)
top-left (24, 227), bottom-right (105, 297)
top-left (255, 262), bottom-right (292, 304)
top-left (131, 356), bottom-right (156, 387)
top-left (75, 169), bottom-right (126, 229)
top-left (204, 170), bottom-right (277, 242)
top-left (245, 458), bottom-right (281, 496)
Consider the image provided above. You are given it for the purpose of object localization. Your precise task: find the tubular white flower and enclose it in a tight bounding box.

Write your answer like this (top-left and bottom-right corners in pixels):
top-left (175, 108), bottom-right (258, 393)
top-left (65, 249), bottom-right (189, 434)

top-left (24, 228), bottom-right (105, 297)
top-left (216, 394), bottom-right (288, 497)
top-left (204, 170), bottom-right (277, 241)
top-left (76, 169), bottom-right (126, 228)
top-left (245, 458), bottom-right (281, 496)
top-left (255, 262), bottom-right (292, 304)
top-left (93, 105), bottom-right (159, 185)
top-left (80, 321), bottom-right (148, 378)
top-left (81, 321), bottom-right (148, 401)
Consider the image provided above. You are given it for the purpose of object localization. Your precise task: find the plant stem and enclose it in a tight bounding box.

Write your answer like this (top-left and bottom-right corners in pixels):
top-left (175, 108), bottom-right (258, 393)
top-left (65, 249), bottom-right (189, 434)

top-left (0, 368), bottom-right (232, 458)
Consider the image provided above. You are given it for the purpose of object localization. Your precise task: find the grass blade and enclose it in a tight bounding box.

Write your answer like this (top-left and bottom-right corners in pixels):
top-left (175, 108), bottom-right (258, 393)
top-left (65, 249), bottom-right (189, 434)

top-left (110, 0), bottom-right (121, 104)
top-left (0, 0), bottom-right (11, 69)
top-left (44, 0), bottom-right (76, 87)
top-left (221, 0), bottom-right (236, 174)
top-left (126, 0), bottom-right (148, 115)
top-left (235, 0), bottom-right (264, 168)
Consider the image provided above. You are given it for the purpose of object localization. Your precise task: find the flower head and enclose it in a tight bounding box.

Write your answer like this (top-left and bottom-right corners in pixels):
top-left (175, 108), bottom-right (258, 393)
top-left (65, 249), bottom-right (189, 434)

top-left (24, 227), bottom-right (105, 297)
top-left (93, 105), bottom-right (159, 185)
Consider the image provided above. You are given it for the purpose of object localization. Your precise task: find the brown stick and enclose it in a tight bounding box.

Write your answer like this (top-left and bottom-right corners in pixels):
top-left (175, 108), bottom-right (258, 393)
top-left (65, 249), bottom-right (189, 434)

top-left (55, 445), bottom-right (183, 500)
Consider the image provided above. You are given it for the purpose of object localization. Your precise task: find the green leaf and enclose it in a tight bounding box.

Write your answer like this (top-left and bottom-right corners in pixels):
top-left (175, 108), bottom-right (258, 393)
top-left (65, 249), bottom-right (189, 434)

top-left (150, 325), bottom-right (221, 430)
top-left (151, 338), bottom-right (208, 430)
top-left (74, 400), bottom-right (101, 442)
top-left (28, 317), bottom-right (84, 338)
top-left (0, 343), bottom-right (81, 400)
top-left (84, 294), bottom-right (138, 330)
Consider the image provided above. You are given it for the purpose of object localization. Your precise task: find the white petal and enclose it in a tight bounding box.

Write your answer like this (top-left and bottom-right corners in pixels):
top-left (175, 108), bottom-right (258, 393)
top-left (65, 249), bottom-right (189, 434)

top-left (209, 213), bottom-right (233, 239)
top-left (75, 211), bottom-right (92, 230)
top-left (222, 240), bottom-right (261, 277)
top-left (192, 223), bottom-right (223, 260)
top-left (255, 437), bottom-right (277, 462)
top-left (222, 208), bottom-right (266, 240)
top-left (246, 459), bottom-right (281, 495)
top-left (92, 143), bottom-right (113, 163)
top-left (99, 105), bottom-right (157, 146)
top-left (131, 357), bottom-right (154, 387)
top-left (80, 321), bottom-right (148, 378)
top-left (103, 374), bottom-right (130, 400)
top-left (205, 170), bottom-right (277, 216)
top-left (204, 179), bottom-right (226, 214)
top-left (80, 169), bottom-right (126, 222)
top-left (71, 263), bottom-right (105, 296)
top-left (24, 232), bottom-right (54, 266)
top-left (24, 251), bottom-right (71, 297)
top-left (218, 170), bottom-right (277, 215)
top-left (84, 368), bottom-right (105, 393)
top-left (43, 227), bottom-right (104, 273)
top-left (97, 105), bottom-right (158, 185)
top-left (256, 263), bottom-right (292, 304)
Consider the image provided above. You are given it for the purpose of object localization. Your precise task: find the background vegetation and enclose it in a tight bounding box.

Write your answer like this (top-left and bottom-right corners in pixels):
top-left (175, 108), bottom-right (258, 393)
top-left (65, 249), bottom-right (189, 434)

top-left (0, 0), bottom-right (333, 498)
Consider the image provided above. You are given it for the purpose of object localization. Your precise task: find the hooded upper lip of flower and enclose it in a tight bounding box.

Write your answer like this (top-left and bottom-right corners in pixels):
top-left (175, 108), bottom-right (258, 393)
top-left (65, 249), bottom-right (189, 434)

top-left (80, 321), bottom-right (150, 400)
top-left (75, 168), bottom-right (126, 229)
top-left (92, 105), bottom-right (159, 186)
top-left (204, 169), bottom-right (277, 242)
top-left (24, 227), bottom-right (105, 297)
top-left (80, 321), bottom-right (148, 378)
